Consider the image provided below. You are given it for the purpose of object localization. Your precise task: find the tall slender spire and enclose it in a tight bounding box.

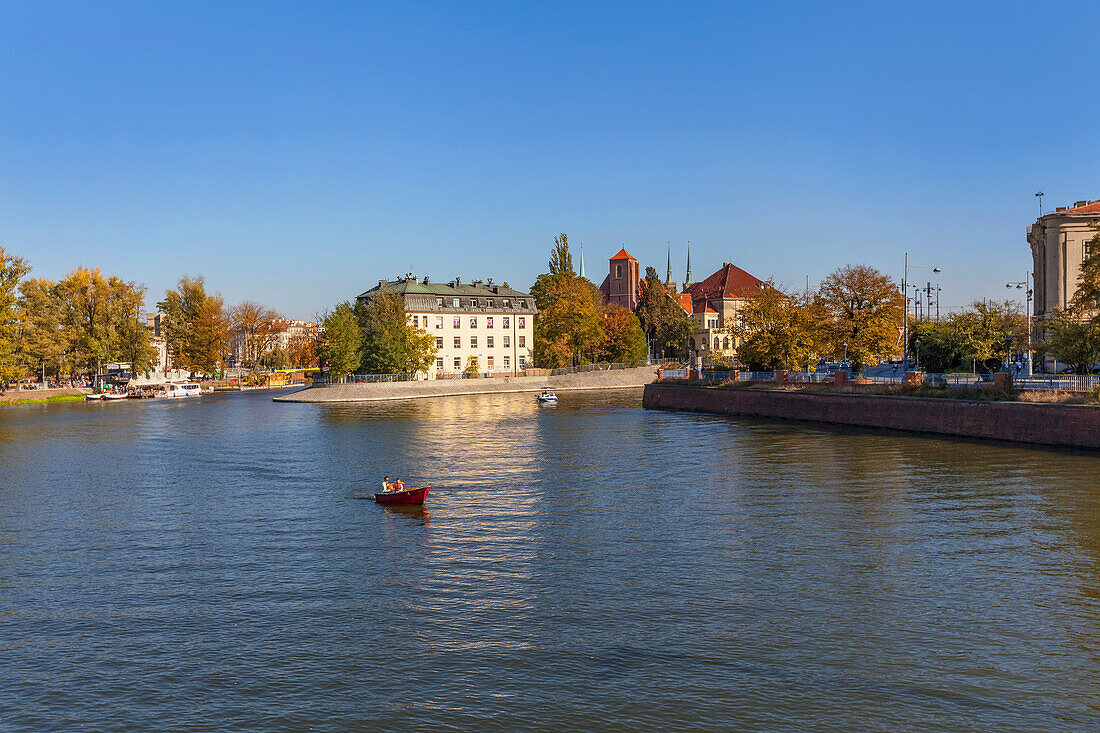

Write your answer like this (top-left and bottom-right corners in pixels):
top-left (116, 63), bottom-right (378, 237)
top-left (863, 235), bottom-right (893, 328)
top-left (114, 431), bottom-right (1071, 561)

top-left (578, 242), bottom-right (585, 279)
top-left (685, 241), bottom-right (693, 287)
top-left (665, 242), bottom-right (672, 285)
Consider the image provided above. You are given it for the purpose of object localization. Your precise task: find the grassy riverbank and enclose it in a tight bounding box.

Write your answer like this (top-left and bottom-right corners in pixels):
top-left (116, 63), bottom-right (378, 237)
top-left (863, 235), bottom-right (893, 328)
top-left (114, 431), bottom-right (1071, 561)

top-left (0, 391), bottom-right (88, 406)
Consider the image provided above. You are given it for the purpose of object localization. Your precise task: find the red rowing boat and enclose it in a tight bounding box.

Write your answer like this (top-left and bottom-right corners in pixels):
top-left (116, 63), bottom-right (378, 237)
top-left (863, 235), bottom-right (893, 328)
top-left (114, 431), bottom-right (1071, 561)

top-left (374, 486), bottom-right (430, 505)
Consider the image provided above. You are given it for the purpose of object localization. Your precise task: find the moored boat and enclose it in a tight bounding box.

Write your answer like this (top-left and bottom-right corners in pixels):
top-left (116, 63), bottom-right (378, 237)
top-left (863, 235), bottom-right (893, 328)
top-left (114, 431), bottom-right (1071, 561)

top-left (374, 486), bottom-right (430, 505)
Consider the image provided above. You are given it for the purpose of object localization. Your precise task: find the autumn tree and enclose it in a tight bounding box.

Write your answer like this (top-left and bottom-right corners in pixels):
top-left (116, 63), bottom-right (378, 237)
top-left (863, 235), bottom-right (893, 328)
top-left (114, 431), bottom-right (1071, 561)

top-left (287, 332), bottom-right (318, 368)
top-left (356, 289), bottom-right (437, 374)
top-left (157, 276), bottom-right (230, 376)
top-left (531, 235), bottom-right (605, 367)
top-left (0, 247), bottom-right (31, 382)
top-left (599, 305), bottom-right (647, 365)
top-left (318, 302), bottom-right (362, 381)
top-left (111, 279), bottom-right (156, 374)
top-left (634, 266), bottom-right (694, 358)
top-left (464, 355), bottom-right (481, 377)
top-left (229, 300), bottom-right (281, 370)
top-left (944, 299), bottom-right (1027, 373)
top-left (734, 281), bottom-right (824, 370)
top-left (817, 265), bottom-right (904, 371)
top-left (17, 278), bottom-right (68, 379)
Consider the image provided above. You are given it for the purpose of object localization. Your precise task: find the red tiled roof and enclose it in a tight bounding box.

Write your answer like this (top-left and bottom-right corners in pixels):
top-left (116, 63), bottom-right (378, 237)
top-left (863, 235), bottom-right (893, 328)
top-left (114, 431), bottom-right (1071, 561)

top-left (704, 305), bottom-right (718, 313)
top-left (684, 262), bottom-right (764, 301)
top-left (609, 248), bottom-right (637, 261)
top-left (678, 293), bottom-right (693, 314)
top-left (1064, 200), bottom-right (1100, 214)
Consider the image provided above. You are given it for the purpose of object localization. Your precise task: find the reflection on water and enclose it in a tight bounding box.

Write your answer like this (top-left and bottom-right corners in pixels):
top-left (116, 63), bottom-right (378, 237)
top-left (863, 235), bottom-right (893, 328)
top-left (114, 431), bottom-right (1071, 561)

top-left (1, 388), bottom-right (1099, 731)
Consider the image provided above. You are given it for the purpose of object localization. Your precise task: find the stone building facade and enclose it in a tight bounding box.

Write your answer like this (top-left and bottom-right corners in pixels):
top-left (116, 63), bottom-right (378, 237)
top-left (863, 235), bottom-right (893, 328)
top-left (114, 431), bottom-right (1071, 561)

top-left (1028, 199), bottom-right (1100, 322)
top-left (357, 275), bottom-right (537, 375)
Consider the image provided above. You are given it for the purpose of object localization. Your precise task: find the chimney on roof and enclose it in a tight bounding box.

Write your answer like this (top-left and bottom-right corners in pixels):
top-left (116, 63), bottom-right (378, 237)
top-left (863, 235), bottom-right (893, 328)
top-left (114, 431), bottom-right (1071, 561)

top-left (1075, 201), bottom-right (1088, 208)
top-left (1057, 206), bottom-right (1067, 212)
top-left (487, 278), bottom-right (493, 285)
top-left (379, 279), bottom-right (386, 288)
top-left (423, 275), bottom-right (430, 284)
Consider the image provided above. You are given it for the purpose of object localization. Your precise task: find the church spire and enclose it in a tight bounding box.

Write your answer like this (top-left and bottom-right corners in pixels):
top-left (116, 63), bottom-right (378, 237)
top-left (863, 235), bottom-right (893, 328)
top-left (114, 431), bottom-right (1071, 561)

top-left (578, 242), bottom-right (585, 279)
top-left (665, 242), bottom-right (672, 286)
top-left (685, 241), bottom-right (693, 287)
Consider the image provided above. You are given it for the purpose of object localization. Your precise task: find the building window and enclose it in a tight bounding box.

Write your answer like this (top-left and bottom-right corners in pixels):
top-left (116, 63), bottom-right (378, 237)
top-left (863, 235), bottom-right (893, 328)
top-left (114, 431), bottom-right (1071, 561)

top-left (453, 317), bottom-right (461, 328)
top-left (503, 317), bottom-right (510, 329)
top-left (503, 355), bottom-right (510, 369)
top-left (503, 299), bottom-right (511, 308)
top-left (519, 299), bottom-right (527, 308)
top-left (723, 337), bottom-right (729, 349)
top-left (471, 299), bottom-right (479, 307)
top-left (518, 317), bottom-right (525, 328)
top-left (487, 356), bottom-right (494, 369)
top-left (470, 317), bottom-right (477, 328)
top-left (486, 316), bottom-right (493, 328)
top-left (487, 336), bottom-right (494, 348)
top-left (470, 336), bottom-right (477, 348)
top-left (435, 316), bottom-right (443, 329)
top-left (435, 358), bottom-right (444, 371)
top-left (519, 356), bottom-right (526, 369)
top-left (714, 337), bottom-right (720, 350)
top-left (519, 336), bottom-right (526, 347)
top-left (452, 297), bottom-right (461, 307)
top-left (503, 335), bottom-right (510, 348)
top-left (436, 297), bottom-right (444, 308)
top-left (616, 264), bottom-right (623, 278)
top-left (454, 336), bottom-right (461, 348)
top-left (454, 357), bottom-right (461, 370)
top-left (436, 337), bottom-right (444, 348)
top-left (487, 299), bottom-right (494, 308)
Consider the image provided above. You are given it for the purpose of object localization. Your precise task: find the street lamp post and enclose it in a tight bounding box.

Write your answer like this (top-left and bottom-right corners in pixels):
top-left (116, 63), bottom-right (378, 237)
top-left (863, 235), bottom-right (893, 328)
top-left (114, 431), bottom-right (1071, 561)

top-left (1006, 273), bottom-right (1033, 376)
top-left (902, 254), bottom-right (941, 371)
top-left (914, 338), bottom-right (921, 371)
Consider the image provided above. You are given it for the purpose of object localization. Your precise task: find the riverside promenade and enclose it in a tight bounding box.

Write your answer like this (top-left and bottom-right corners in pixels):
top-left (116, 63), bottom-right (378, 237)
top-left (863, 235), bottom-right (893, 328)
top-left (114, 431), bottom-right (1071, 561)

top-left (275, 366), bottom-right (658, 403)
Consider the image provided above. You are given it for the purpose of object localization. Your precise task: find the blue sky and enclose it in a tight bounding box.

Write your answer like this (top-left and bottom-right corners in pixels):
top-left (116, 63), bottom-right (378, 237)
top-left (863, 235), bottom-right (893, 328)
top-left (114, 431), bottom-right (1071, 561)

top-left (1, 1), bottom-right (1097, 318)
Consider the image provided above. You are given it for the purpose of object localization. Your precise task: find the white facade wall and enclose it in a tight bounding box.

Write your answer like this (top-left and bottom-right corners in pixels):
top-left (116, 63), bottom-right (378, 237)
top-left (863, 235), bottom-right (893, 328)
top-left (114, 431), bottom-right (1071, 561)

top-left (408, 309), bottom-right (533, 374)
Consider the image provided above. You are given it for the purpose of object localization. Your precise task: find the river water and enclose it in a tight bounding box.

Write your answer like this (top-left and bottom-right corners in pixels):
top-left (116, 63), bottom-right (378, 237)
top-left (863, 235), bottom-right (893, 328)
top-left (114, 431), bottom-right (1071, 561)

top-left (1, 388), bottom-right (1098, 731)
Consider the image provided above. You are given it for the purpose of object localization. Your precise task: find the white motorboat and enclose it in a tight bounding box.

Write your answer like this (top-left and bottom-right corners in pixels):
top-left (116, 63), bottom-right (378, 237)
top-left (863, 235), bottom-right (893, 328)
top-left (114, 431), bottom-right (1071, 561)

top-left (536, 388), bottom-right (558, 403)
top-left (163, 382), bottom-right (203, 398)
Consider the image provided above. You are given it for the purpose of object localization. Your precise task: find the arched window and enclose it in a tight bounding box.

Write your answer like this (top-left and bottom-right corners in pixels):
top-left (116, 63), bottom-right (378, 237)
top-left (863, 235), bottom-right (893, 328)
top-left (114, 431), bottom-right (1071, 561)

top-left (616, 264), bottom-right (623, 278)
top-left (723, 337), bottom-right (730, 350)
top-left (714, 337), bottom-right (720, 350)
top-left (689, 338), bottom-right (696, 349)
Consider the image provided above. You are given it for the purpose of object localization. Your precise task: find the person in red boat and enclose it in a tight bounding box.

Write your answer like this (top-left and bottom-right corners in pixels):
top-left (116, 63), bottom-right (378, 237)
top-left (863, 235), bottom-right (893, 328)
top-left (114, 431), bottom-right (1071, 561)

top-left (382, 476), bottom-right (392, 493)
top-left (394, 479), bottom-right (405, 492)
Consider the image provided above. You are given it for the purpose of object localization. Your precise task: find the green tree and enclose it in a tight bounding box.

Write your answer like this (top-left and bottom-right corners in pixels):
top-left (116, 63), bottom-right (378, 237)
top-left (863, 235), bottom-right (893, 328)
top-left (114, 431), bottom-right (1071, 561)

top-left (110, 279), bottom-right (156, 374)
top-left (634, 266), bottom-right (694, 359)
top-left (946, 299), bottom-right (1026, 373)
top-left (734, 281), bottom-right (823, 370)
top-left (1044, 307), bottom-right (1099, 374)
top-left (599, 305), bottom-right (647, 365)
top-left (319, 302), bottom-right (362, 380)
top-left (157, 276), bottom-right (230, 376)
top-left (357, 288), bottom-right (437, 374)
top-left (0, 246), bottom-right (32, 382)
top-left (817, 264), bottom-right (904, 371)
top-left (464, 355), bottom-right (481, 377)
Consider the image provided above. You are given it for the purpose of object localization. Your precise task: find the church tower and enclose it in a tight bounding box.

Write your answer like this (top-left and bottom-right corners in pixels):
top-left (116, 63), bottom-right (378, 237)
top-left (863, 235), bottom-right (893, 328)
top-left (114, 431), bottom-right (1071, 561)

top-left (684, 242), bottom-right (694, 288)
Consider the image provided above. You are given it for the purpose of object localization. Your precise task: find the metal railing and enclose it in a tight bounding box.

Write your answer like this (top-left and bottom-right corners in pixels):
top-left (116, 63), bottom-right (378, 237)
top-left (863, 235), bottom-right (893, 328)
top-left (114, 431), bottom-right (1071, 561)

top-left (1016, 374), bottom-right (1100, 391)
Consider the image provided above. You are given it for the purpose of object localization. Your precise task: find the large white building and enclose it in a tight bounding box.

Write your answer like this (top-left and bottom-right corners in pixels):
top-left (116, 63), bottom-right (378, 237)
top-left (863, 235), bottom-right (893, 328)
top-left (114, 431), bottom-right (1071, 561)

top-left (1029, 198), bottom-right (1100, 322)
top-left (357, 275), bottom-right (537, 375)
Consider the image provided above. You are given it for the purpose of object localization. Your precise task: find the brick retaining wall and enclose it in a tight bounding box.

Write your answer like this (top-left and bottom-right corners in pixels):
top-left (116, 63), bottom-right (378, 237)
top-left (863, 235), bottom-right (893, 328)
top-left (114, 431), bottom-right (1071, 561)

top-left (643, 383), bottom-right (1100, 450)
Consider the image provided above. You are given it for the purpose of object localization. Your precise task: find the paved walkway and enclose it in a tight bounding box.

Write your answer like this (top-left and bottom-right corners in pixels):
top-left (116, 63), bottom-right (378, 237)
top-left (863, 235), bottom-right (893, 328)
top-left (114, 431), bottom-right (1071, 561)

top-left (273, 366), bottom-right (658, 403)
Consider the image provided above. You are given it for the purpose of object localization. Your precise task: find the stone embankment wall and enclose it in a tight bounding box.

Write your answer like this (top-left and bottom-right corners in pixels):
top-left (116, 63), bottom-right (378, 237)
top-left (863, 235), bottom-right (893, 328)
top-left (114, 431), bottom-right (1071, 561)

top-left (643, 383), bottom-right (1100, 450)
top-left (275, 366), bottom-right (658, 403)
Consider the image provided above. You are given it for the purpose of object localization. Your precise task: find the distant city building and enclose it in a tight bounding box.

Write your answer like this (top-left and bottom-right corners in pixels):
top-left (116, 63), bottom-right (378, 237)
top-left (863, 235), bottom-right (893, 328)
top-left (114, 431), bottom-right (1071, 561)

top-left (229, 318), bottom-right (319, 367)
top-left (1029, 198), bottom-right (1100, 321)
top-left (357, 275), bottom-right (537, 375)
top-left (681, 262), bottom-right (764, 358)
top-left (599, 248), bottom-right (642, 310)
top-left (596, 246), bottom-right (764, 361)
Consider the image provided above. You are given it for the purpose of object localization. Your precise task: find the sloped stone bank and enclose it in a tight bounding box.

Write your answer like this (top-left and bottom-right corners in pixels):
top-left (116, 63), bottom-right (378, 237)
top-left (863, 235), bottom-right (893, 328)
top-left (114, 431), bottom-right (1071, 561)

top-left (275, 366), bottom-right (657, 403)
top-left (643, 382), bottom-right (1100, 450)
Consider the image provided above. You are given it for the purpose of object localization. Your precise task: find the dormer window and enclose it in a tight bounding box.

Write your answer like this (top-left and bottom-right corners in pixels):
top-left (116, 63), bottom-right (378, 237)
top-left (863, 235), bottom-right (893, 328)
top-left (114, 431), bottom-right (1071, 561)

top-left (503, 299), bottom-right (511, 308)
top-left (487, 299), bottom-right (494, 308)
top-left (452, 297), bottom-right (460, 308)
top-left (519, 299), bottom-right (527, 308)
top-left (436, 297), bottom-right (444, 308)
top-left (471, 298), bottom-right (479, 307)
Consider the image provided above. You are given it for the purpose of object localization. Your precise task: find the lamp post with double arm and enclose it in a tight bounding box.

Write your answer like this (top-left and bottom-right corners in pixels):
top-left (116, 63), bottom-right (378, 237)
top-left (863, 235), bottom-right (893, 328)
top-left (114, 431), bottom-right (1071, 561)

top-left (902, 254), bottom-right (941, 371)
top-left (1006, 273), bottom-right (1033, 376)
